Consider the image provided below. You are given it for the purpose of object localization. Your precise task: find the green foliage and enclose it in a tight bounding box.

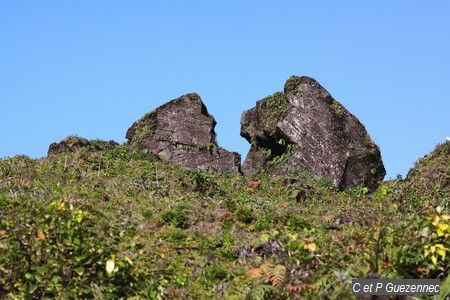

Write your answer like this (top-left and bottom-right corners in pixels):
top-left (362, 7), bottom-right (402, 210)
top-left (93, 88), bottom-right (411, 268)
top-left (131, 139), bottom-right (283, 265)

top-left (284, 213), bottom-right (311, 232)
top-left (270, 143), bottom-right (296, 168)
top-left (284, 75), bottom-right (303, 93)
top-left (165, 228), bottom-right (188, 245)
top-left (204, 264), bottom-right (228, 282)
top-left (0, 146), bottom-right (448, 298)
top-left (256, 92), bottom-right (290, 127)
top-left (401, 142), bottom-right (450, 206)
top-left (344, 186), bottom-right (369, 198)
top-left (189, 170), bottom-right (219, 195)
top-left (440, 273), bottom-right (450, 300)
top-left (254, 215), bottom-right (274, 231)
top-left (0, 199), bottom-right (135, 298)
top-left (247, 284), bottom-right (280, 300)
top-left (422, 206), bottom-right (450, 276)
top-left (236, 205), bottom-right (255, 224)
top-left (100, 144), bottom-right (147, 161)
top-left (161, 205), bottom-right (189, 228)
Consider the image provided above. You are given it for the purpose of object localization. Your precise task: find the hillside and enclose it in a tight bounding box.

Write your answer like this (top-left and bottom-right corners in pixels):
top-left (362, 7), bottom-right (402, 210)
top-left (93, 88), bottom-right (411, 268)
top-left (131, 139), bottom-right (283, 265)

top-left (1, 143), bottom-right (449, 299)
top-left (1, 76), bottom-right (449, 299)
top-left (402, 142), bottom-right (450, 202)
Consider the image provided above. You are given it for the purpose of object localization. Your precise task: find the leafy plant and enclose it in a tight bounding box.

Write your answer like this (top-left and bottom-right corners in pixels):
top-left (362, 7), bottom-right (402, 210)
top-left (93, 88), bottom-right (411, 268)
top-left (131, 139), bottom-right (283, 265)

top-left (248, 262), bottom-right (287, 288)
top-left (423, 206), bottom-right (450, 275)
top-left (161, 205), bottom-right (189, 228)
top-left (0, 199), bottom-right (135, 298)
top-left (246, 263), bottom-right (287, 299)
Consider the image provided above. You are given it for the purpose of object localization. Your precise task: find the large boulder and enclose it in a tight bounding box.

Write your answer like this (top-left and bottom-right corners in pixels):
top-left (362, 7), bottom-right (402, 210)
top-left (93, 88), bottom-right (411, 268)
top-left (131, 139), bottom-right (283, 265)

top-left (48, 135), bottom-right (118, 156)
top-left (240, 76), bottom-right (385, 190)
top-left (126, 93), bottom-right (241, 174)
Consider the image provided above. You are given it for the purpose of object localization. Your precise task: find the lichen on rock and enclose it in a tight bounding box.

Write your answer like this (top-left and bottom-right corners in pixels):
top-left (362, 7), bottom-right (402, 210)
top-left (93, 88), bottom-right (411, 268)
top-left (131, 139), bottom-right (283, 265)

top-left (240, 75), bottom-right (386, 190)
top-left (126, 93), bottom-right (241, 174)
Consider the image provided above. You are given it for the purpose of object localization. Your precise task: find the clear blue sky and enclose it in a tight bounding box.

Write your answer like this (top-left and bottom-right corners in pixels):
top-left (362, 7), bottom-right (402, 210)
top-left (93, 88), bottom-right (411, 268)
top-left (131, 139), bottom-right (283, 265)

top-left (1, 1), bottom-right (449, 179)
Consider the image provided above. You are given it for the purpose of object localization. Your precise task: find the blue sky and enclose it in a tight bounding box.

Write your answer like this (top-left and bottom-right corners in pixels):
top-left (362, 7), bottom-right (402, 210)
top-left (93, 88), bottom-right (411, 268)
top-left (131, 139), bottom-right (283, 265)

top-left (1, 1), bottom-right (449, 179)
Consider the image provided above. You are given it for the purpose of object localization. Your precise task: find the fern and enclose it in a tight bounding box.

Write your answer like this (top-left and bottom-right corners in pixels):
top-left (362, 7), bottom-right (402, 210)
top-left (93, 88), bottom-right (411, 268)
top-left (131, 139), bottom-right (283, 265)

top-left (247, 262), bottom-right (287, 289)
top-left (260, 262), bottom-right (274, 278)
top-left (270, 265), bottom-right (286, 288)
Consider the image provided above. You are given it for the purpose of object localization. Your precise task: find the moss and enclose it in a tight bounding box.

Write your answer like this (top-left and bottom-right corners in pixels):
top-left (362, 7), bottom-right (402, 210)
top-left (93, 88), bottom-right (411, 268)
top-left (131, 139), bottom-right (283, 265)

top-left (255, 91), bottom-right (290, 128)
top-left (198, 143), bottom-right (217, 152)
top-left (284, 75), bottom-right (302, 92)
top-left (64, 135), bottom-right (89, 145)
top-left (330, 100), bottom-right (347, 119)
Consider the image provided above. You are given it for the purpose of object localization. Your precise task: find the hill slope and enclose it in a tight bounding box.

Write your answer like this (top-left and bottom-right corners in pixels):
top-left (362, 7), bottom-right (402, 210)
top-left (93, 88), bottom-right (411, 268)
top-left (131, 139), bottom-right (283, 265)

top-left (403, 142), bottom-right (450, 201)
top-left (0, 145), bottom-right (449, 299)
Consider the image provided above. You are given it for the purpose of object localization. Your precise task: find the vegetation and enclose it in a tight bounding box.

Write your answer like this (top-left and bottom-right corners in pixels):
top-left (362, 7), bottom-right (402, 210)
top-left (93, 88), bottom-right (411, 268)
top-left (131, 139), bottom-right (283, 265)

top-left (0, 144), bottom-right (449, 299)
top-left (401, 142), bottom-right (450, 203)
top-left (283, 76), bottom-right (303, 93)
top-left (255, 92), bottom-right (290, 129)
top-left (126, 112), bottom-right (158, 147)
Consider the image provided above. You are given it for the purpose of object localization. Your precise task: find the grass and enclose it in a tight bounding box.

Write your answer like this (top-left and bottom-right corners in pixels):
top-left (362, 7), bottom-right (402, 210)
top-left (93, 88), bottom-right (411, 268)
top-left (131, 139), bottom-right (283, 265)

top-left (402, 142), bottom-right (450, 205)
top-left (0, 144), bottom-right (449, 299)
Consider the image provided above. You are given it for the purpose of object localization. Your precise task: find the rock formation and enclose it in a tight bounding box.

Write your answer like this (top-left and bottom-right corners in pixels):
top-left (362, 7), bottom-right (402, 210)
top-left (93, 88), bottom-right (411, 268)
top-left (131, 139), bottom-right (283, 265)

top-left (126, 93), bottom-right (240, 174)
top-left (48, 136), bottom-right (118, 156)
top-left (240, 75), bottom-right (385, 190)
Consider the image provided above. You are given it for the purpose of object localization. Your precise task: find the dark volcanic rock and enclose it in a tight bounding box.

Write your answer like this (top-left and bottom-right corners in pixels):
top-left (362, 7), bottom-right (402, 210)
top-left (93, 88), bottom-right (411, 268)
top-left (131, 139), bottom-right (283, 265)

top-left (48, 136), bottom-right (118, 156)
top-left (240, 76), bottom-right (385, 190)
top-left (126, 93), bottom-right (240, 174)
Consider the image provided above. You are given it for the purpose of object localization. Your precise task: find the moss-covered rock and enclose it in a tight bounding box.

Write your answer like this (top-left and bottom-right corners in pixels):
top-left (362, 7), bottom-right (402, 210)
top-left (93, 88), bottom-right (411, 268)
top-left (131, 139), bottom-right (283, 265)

top-left (48, 135), bottom-right (118, 156)
top-left (126, 93), bottom-right (241, 174)
top-left (240, 75), bottom-right (385, 190)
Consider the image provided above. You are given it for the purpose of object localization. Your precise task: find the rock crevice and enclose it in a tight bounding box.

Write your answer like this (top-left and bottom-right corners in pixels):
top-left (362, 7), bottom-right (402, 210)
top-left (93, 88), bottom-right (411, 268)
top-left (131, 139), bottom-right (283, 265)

top-left (241, 75), bottom-right (385, 190)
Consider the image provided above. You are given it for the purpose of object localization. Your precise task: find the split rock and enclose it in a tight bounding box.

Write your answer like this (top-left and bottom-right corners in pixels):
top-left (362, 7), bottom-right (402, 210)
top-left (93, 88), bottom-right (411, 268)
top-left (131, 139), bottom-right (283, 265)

top-left (240, 76), bottom-right (385, 190)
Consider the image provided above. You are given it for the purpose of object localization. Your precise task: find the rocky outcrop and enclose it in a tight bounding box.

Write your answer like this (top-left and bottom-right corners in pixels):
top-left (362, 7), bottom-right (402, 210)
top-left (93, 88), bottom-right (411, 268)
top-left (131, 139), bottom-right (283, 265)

top-left (48, 136), bottom-right (118, 156)
top-left (126, 93), bottom-right (240, 174)
top-left (402, 141), bottom-right (450, 200)
top-left (240, 76), bottom-right (385, 190)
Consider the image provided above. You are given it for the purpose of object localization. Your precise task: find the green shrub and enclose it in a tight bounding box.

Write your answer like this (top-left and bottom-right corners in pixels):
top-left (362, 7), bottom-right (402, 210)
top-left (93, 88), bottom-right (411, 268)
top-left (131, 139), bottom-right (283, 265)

top-left (190, 171), bottom-right (218, 195)
top-left (284, 213), bottom-right (311, 232)
top-left (161, 206), bottom-right (189, 228)
top-left (236, 205), bottom-right (255, 224)
top-left (142, 209), bottom-right (153, 220)
top-left (0, 199), bottom-right (136, 298)
top-left (165, 229), bottom-right (188, 246)
top-left (204, 265), bottom-right (228, 282)
top-left (254, 215), bottom-right (273, 231)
